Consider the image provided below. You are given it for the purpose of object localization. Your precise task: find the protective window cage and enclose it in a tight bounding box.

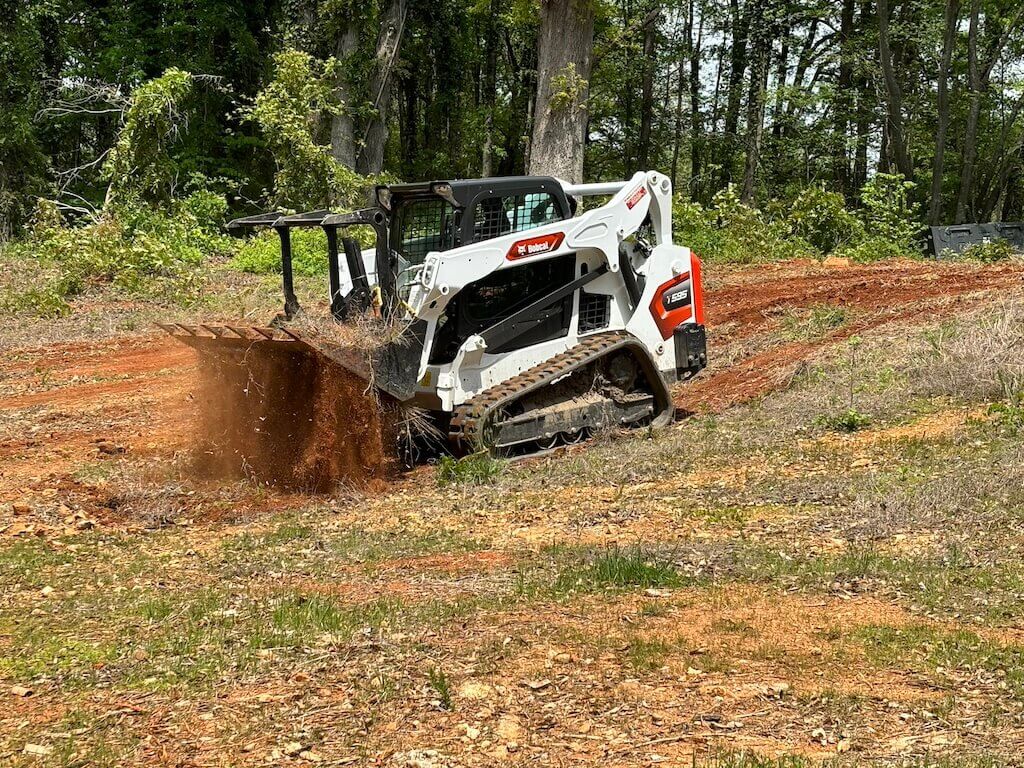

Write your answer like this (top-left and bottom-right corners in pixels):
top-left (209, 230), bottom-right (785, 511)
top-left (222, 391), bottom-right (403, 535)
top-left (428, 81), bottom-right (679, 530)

top-left (578, 291), bottom-right (611, 333)
top-left (472, 192), bottom-right (561, 242)
top-left (396, 198), bottom-right (456, 264)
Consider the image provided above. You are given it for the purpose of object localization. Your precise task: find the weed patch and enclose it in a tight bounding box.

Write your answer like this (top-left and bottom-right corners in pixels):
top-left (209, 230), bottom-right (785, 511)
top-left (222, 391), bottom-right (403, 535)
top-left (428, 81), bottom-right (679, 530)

top-left (427, 666), bottom-right (454, 710)
top-left (436, 452), bottom-right (503, 487)
top-left (815, 407), bottom-right (872, 432)
top-left (781, 305), bottom-right (848, 341)
top-left (554, 546), bottom-right (686, 593)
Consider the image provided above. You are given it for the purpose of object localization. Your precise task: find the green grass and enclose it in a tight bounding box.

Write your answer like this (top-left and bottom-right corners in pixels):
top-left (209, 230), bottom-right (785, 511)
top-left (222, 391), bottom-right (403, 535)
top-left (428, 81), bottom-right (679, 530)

top-left (781, 304), bottom-right (849, 341)
top-left (739, 544), bottom-right (1024, 624)
top-left (554, 546), bottom-right (686, 593)
top-left (816, 407), bottom-right (872, 432)
top-left (220, 521), bottom-right (486, 574)
top-left (625, 636), bottom-right (676, 671)
top-left (435, 452), bottom-right (503, 487)
top-left (427, 666), bottom-right (454, 710)
top-left (0, 539), bottom-right (76, 586)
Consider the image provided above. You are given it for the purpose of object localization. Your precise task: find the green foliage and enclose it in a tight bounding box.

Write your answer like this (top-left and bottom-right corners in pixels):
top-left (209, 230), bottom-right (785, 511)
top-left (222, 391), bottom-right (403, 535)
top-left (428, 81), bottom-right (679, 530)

top-left (435, 452), bottom-right (504, 488)
top-left (959, 238), bottom-right (1018, 263)
top-left (244, 50), bottom-right (367, 211)
top-left (675, 176), bottom-right (923, 264)
top-left (0, 0), bottom-right (49, 236)
top-left (858, 173), bottom-right (922, 252)
top-left (103, 69), bottom-right (195, 207)
top-left (816, 408), bottom-right (873, 433)
top-left (787, 185), bottom-right (864, 252)
top-left (988, 398), bottom-right (1024, 431)
top-left (2, 188), bottom-right (232, 316)
top-left (548, 63), bottom-right (589, 112)
top-left (674, 186), bottom-right (816, 264)
top-left (232, 229), bottom-right (330, 277)
top-left (427, 667), bottom-right (454, 710)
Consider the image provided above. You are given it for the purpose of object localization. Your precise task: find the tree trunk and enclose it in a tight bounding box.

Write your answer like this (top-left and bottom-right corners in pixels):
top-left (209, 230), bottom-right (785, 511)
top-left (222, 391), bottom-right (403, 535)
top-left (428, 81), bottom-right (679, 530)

top-left (528, 0), bottom-right (596, 183)
top-left (331, 26), bottom-right (359, 171)
top-left (953, 1), bottom-right (1023, 222)
top-left (481, 0), bottom-right (500, 176)
top-left (721, 0), bottom-right (752, 185)
top-left (770, 26), bottom-right (789, 141)
top-left (671, 62), bottom-right (684, 188)
top-left (688, 0), bottom-right (703, 196)
top-left (399, 72), bottom-right (418, 176)
top-left (835, 0), bottom-right (855, 196)
top-left (781, 19), bottom-right (819, 140)
top-left (740, 5), bottom-right (770, 204)
top-left (877, 0), bottom-right (912, 179)
top-left (501, 30), bottom-right (535, 175)
top-left (955, 0), bottom-right (983, 223)
top-left (357, 0), bottom-right (408, 175)
top-left (853, 0), bottom-right (871, 194)
top-left (929, 0), bottom-right (959, 225)
top-left (636, 9), bottom-right (660, 172)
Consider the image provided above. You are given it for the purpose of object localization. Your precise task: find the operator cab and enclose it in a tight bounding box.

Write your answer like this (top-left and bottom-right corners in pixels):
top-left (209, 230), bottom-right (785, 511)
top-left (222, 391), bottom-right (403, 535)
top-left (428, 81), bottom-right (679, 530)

top-left (376, 177), bottom-right (574, 297)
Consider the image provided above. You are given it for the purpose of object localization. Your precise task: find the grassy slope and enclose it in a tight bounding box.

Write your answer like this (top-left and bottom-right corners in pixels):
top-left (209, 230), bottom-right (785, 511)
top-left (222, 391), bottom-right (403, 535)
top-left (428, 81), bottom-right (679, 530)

top-left (2, 300), bottom-right (1024, 765)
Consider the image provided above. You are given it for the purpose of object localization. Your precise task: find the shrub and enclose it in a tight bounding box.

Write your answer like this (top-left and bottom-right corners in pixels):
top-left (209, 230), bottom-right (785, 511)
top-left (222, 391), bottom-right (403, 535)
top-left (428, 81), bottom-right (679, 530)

top-left (674, 175), bottom-right (923, 264)
top-left (859, 173), bottom-right (921, 252)
top-left (958, 238), bottom-right (1017, 263)
top-left (2, 189), bottom-right (233, 315)
top-left (787, 185), bottom-right (864, 252)
top-left (232, 228), bottom-right (330, 276)
top-left (674, 186), bottom-right (816, 263)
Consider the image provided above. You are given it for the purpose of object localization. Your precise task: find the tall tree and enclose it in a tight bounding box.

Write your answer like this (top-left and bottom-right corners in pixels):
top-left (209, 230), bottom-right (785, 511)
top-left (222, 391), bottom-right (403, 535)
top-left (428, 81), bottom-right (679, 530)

top-left (740, 2), bottom-right (771, 202)
top-left (528, 0), bottom-right (595, 182)
top-left (688, 0), bottom-right (704, 195)
top-left (720, 0), bottom-right (753, 185)
top-left (929, 0), bottom-right (960, 225)
top-left (955, 0), bottom-right (1024, 223)
top-left (877, 0), bottom-right (913, 179)
top-left (357, 0), bottom-right (408, 175)
top-left (330, 26), bottom-right (360, 171)
top-left (636, 8), bottom-right (661, 172)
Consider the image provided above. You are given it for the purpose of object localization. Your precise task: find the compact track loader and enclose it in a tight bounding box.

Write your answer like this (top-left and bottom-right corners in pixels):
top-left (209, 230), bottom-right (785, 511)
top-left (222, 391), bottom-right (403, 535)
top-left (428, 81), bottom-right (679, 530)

top-left (162, 170), bottom-right (706, 477)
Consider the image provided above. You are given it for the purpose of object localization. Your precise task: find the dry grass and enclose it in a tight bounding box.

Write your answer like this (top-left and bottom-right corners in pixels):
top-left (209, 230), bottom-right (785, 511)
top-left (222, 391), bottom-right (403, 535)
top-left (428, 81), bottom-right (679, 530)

top-left (908, 300), bottom-right (1024, 402)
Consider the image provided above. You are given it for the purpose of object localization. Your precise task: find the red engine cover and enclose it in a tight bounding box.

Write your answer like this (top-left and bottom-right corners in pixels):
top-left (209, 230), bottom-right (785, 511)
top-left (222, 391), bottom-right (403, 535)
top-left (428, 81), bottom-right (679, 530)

top-left (648, 254), bottom-right (704, 340)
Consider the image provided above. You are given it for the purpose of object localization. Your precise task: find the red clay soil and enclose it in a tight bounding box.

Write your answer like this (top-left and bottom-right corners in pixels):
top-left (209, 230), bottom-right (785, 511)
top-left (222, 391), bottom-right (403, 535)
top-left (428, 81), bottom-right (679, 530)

top-left (675, 258), bottom-right (1024, 413)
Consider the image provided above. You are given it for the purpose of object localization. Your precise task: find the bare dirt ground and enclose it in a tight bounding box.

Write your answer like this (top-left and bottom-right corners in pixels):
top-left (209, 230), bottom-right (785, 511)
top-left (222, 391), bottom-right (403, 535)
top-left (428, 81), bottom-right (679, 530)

top-left (2, 257), bottom-right (1024, 767)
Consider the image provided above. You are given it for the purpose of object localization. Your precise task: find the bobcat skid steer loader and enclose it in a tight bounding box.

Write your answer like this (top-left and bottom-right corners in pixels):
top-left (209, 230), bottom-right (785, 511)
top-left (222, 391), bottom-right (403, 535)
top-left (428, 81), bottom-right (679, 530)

top-left (161, 170), bottom-right (706, 475)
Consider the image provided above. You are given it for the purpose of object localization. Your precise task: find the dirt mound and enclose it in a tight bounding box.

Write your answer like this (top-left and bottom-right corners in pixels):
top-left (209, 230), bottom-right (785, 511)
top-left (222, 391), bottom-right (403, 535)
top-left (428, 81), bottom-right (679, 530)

top-left (192, 340), bottom-right (398, 491)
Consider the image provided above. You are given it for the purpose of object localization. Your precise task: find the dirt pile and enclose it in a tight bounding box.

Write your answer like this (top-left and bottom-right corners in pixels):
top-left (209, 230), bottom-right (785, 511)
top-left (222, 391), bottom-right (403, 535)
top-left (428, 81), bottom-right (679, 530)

top-left (192, 339), bottom-right (398, 491)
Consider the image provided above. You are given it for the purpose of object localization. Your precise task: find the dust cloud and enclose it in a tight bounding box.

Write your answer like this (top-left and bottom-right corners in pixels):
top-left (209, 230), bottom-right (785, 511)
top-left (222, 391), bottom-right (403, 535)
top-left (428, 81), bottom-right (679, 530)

top-left (190, 339), bottom-right (398, 491)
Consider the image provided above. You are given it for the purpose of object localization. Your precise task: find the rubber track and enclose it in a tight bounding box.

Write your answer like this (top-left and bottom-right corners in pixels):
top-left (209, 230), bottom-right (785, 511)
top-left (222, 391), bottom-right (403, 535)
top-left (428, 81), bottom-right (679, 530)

top-left (449, 331), bottom-right (669, 451)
